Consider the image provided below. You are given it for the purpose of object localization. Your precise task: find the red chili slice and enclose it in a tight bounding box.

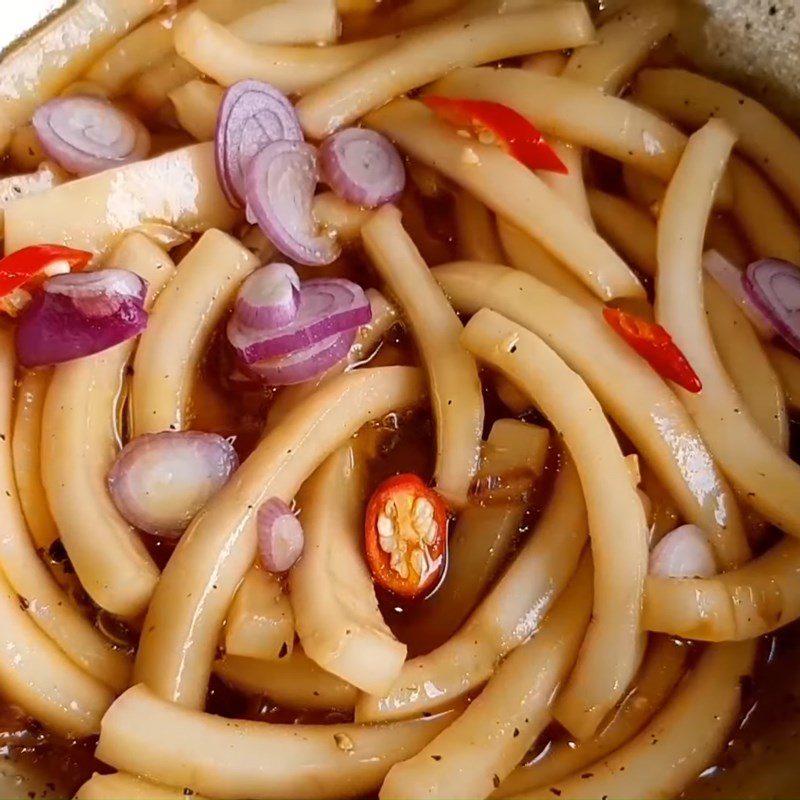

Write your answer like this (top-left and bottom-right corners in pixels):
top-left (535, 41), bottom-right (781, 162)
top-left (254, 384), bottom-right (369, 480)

top-left (423, 96), bottom-right (568, 174)
top-left (364, 473), bottom-right (447, 598)
top-left (603, 307), bottom-right (703, 394)
top-left (0, 244), bottom-right (92, 316)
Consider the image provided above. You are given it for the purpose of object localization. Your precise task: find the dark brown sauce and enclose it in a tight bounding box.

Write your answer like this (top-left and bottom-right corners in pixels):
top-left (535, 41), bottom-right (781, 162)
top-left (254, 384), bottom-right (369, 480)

top-left (685, 622), bottom-right (800, 799)
top-left (2, 167), bottom-right (798, 800)
top-left (681, 419), bottom-right (800, 797)
top-left (5, 168), bottom-right (800, 800)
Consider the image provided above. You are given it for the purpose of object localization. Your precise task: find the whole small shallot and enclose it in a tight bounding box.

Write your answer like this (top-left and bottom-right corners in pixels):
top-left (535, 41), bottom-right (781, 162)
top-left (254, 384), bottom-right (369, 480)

top-left (33, 95), bottom-right (151, 176)
top-left (227, 263), bottom-right (371, 386)
top-left (648, 524), bottom-right (717, 579)
top-left (319, 127), bottom-right (406, 208)
top-left (108, 431), bottom-right (239, 536)
top-left (744, 258), bottom-right (800, 355)
top-left (258, 498), bottom-right (304, 572)
top-left (16, 269), bottom-right (149, 367)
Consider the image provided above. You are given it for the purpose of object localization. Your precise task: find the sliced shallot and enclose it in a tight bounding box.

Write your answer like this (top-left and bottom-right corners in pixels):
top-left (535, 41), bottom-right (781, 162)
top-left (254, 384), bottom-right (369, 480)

top-left (649, 524), bottom-right (717, 579)
top-left (32, 95), bottom-right (151, 176)
top-left (319, 128), bottom-right (406, 208)
top-left (258, 498), bottom-right (304, 572)
top-left (702, 250), bottom-right (775, 339)
top-left (235, 263), bottom-right (301, 330)
top-left (246, 328), bottom-right (357, 386)
top-left (743, 258), bottom-right (800, 355)
top-left (215, 80), bottom-right (303, 208)
top-left (108, 431), bottom-right (239, 536)
top-left (16, 269), bottom-right (148, 367)
top-left (228, 277), bottom-right (371, 363)
top-left (244, 139), bottom-right (340, 266)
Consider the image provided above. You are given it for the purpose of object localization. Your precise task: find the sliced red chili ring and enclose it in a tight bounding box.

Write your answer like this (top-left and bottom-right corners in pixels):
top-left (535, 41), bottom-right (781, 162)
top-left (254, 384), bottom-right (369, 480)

top-left (364, 473), bottom-right (447, 598)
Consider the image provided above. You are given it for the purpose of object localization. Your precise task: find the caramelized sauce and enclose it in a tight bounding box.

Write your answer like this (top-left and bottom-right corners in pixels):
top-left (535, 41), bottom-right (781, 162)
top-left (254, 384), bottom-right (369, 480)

top-left (685, 622), bottom-right (800, 799)
top-left (4, 168), bottom-right (800, 800)
top-left (2, 175), bottom-right (799, 800)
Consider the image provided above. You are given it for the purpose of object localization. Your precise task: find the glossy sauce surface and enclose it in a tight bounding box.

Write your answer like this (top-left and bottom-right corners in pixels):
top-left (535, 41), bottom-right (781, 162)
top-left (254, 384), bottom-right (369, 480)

top-left (1, 177), bottom-right (798, 796)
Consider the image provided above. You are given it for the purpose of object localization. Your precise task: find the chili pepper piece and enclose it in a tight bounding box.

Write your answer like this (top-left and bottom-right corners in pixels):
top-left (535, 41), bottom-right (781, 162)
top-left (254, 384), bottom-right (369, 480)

top-left (604, 307), bottom-right (703, 393)
top-left (364, 473), bottom-right (447, 598)
top-left (0, 244), bottom-right (92, 315)
top-left (423, 96), bottom-right (568, 174)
